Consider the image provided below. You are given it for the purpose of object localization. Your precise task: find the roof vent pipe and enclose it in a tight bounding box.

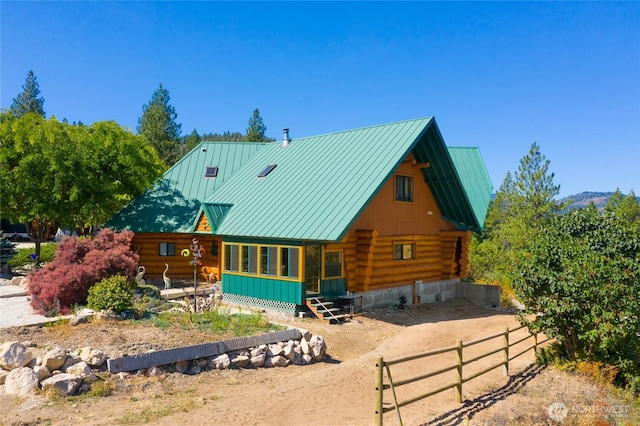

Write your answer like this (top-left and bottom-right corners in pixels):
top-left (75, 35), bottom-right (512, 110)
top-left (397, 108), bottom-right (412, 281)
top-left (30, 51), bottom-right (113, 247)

top-left (282, 128), bottom-right (291, 147)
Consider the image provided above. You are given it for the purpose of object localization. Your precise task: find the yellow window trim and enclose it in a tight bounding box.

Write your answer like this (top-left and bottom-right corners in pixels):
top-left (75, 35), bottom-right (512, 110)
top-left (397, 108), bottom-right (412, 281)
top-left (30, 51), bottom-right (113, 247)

top-left (222, 242), bottom-right (303, 282)
top-left (322, 248), bottom-right (345, 280)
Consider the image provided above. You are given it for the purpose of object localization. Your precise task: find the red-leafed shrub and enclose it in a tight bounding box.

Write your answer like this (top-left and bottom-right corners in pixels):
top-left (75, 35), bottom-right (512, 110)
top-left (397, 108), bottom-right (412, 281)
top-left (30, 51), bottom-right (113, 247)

top-left (28, 228), bottom-right (139, 315)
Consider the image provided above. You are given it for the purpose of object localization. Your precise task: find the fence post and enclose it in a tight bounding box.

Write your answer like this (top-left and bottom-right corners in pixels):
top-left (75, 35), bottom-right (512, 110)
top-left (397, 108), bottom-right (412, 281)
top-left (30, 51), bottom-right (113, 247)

top-left (455, 339), bottom-right (462, 403)
top-left (375, 355), bottom-right (384, 426)
top-left (532, 332), bottom-right (538, 359)
top-left (503, 327), bottom-right (509, 377)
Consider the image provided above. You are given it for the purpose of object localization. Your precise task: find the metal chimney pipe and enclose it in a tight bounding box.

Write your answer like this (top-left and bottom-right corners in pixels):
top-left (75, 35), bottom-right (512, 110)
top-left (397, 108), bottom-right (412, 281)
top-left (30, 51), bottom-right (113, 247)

top-left (282, 128), bottom-right (291, 147)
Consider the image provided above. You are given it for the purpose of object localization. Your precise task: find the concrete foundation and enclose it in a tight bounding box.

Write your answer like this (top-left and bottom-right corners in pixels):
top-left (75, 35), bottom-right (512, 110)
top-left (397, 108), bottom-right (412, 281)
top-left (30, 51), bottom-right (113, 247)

top-left (358, 280), bottom-right (500, 310)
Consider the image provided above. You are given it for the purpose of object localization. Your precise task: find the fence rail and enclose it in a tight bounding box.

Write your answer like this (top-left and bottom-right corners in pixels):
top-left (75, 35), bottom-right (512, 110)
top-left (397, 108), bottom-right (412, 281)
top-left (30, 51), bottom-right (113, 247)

top-left (374, 325), bottom-right (550, 425)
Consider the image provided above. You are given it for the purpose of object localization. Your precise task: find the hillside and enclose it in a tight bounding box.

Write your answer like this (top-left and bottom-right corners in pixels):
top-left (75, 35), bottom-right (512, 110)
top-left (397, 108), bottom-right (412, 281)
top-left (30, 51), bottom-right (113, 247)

top-left (560, 191), bottom-right (639, 211)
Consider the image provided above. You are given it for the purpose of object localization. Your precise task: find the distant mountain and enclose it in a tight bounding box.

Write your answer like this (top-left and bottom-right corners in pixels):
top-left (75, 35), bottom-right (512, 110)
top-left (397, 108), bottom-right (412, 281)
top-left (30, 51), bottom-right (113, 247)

top-left (559, 191), bottom-right (639, 211)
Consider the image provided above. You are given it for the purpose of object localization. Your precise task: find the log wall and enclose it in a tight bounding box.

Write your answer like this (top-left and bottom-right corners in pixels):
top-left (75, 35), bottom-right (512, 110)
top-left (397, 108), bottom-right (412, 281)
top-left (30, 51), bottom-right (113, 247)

top-left (132, 233), bottom-right (221, 283)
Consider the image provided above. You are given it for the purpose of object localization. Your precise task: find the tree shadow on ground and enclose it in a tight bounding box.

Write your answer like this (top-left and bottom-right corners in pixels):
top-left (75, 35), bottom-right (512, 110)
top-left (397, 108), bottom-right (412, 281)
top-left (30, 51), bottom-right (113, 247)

top-left (420, 363), bottom-right (546, 426)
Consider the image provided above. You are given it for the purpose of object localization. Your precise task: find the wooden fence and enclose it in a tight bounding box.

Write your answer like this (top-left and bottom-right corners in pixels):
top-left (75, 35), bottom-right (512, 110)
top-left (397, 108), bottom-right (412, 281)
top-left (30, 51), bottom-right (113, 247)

top-left (374, 325), bottom-right (550, 425)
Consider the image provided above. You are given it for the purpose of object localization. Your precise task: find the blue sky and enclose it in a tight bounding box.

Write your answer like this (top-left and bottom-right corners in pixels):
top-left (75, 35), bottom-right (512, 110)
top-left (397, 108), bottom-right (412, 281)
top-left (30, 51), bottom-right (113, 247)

top-left (2, 1), bottom-right (638, 198)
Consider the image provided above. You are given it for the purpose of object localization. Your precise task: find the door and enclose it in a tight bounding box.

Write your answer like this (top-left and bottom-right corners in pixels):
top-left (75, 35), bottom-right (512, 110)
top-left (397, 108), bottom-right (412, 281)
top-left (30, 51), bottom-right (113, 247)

top-left (304, 245), bottom-right (321, 294)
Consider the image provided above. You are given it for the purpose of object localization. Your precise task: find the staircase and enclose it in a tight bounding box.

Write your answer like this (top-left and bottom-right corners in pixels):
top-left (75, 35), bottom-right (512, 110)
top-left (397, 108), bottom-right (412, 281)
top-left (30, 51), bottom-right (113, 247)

top-left (305, 297), bottom-right (346, 324)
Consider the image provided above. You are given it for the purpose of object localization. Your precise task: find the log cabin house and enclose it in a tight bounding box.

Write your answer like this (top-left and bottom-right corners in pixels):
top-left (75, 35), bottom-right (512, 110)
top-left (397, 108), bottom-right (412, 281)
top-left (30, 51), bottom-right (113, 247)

top-left (106, 117), bottom-right (493, 316)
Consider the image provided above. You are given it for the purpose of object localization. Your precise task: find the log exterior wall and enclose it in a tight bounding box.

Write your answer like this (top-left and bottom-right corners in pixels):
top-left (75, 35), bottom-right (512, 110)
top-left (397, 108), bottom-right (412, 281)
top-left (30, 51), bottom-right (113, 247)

top-left (327, 153), bottom-right (472, 293)
top-left (132, 233), bottom-right (221, 283)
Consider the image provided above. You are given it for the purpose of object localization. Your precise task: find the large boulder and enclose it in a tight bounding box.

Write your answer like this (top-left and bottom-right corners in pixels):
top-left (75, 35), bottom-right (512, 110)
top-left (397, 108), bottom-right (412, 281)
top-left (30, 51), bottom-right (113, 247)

top-left (42, 347), bottom-right (67, 371)
top-left (66, 361), bottom-right (98, 382)
top-left (4, 367), bottom-right (39, 396)
top-left (0, 341), bottom-right (33, 370)
top-left (309, 335), bottom-right (326, 361)
top-left (209, 353), bottom-right (230, 370)
top-left (40, 373), bottom-right (81, 397)
top-left (76, 347), bottom-right (107, 367)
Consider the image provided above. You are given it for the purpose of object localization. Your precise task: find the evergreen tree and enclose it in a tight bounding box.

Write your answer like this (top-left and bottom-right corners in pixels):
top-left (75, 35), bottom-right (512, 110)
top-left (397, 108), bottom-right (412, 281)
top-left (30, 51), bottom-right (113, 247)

top-left (245, 108), bottom-right (267, 142)
top-left (605, 189), bottom-right (640, 223)
top-left (10, 70), bottom-right (45, 118)
top-left (137, 84), bottom-right (182, 166)
top-left (182, 129), bottom-right (202, 154)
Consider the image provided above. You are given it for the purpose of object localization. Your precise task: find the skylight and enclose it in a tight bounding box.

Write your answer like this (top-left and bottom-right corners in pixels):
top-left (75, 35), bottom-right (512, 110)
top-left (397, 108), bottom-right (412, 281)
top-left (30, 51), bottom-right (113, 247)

top-left (205, 166), bottom-right (219, 178)
top-left (258, 164), bottom-right (276, 178)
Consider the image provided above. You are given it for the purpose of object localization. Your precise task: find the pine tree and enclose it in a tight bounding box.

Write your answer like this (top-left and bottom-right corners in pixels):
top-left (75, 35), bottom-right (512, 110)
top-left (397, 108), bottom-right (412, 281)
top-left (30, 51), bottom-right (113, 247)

top-left (137, 84), bottom-right (182, 166)
top-left (11, 70), bottom-right (45, 118)
top-left (245, 108), bottom-right (267, 142)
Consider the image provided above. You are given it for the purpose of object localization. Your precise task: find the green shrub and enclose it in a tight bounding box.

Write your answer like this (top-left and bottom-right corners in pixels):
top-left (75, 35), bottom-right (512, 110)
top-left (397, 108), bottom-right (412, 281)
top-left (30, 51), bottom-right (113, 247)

top-left (8, 243), bottom-right (57, 267)
top-left (87, 275), bottom-right (133, 313)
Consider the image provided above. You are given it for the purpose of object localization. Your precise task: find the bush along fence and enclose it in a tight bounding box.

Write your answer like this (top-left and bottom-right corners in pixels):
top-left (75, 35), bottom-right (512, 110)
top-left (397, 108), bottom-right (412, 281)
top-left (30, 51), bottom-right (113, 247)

top-left (374, 324), bottom-right (550, 425)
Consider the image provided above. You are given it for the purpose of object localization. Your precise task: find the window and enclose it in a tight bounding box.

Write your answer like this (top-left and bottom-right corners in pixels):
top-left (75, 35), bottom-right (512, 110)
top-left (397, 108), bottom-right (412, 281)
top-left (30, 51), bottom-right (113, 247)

top-left (393, 243), bottom-right (415, 260)
top-left (205, 166), bottom-right (218, 177)
top-left (258, 164), bottom-right (277, 177)
top-left (260, 246), bottom-right (278, 276)
top-left (280, 247), bottom-right (300, 279)
top-left (324, 250), bottom-right (343, 278)
top-left (159, 242), bottom-right (175, 256)
top-left (241, 245), bottom-right (258, 274)
top-left (224, 244), bottom-right (239, 272)
top-left (395, 175), bottom-right (414, 202)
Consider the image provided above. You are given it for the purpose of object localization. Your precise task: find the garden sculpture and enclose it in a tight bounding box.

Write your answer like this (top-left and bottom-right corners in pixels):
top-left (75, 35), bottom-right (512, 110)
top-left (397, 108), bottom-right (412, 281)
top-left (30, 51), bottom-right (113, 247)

top-left (163, 263), bottom-right (172, 290)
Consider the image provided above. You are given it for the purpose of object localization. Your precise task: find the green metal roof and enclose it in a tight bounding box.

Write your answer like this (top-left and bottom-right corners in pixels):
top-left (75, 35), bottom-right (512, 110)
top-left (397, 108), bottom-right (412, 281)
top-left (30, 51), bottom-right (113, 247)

top-left (447, 147), bottom-right (493, 231)
top-left (105, 142), bottom-right (265, 233)
top-left (204, 117), bottom-right (492, 240)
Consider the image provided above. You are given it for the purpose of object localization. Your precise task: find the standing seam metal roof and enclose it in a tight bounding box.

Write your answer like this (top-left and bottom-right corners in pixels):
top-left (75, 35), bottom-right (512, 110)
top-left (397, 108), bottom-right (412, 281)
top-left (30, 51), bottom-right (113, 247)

top-left (204, 117), bottom-right (492, 240)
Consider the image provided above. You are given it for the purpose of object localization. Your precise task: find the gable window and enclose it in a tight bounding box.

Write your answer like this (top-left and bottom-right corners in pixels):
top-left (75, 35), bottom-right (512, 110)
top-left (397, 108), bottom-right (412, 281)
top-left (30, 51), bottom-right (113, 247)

top-left (159, 242), bottom-right (175, 256)
top-left (260, 246), bottom-right (278, 276)
top-left (205, 166), bottom-right (219, 178)
top-left (258, 164), bottom-right (277, 178)
top-left (395, 175), bottom-right (414, 202)
top-left (323, 250), bottom-right (343, 279)
top-left (280, 247), bottom-right (300, 279)
top-left (393, 243), bottom-right (415, 261)
top-left (241, 245), bottom-right (258, 274)
top-left (224, 244), bottom-right (239, 272)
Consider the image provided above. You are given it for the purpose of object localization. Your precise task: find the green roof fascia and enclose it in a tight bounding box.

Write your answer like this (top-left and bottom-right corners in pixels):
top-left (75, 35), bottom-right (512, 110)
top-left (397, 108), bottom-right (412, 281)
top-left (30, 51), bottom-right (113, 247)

top-left (207, 118), bottom-right (434, 241)
top-left (447, 147), bottom-right (493, 231)
top-left (104, 141), bottom-right (266, 233)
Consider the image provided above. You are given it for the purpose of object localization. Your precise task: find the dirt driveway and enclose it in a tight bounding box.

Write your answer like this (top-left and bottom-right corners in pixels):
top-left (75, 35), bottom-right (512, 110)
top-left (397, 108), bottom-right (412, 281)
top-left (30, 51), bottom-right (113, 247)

top-left (1, 299), bottom-right (551, 425)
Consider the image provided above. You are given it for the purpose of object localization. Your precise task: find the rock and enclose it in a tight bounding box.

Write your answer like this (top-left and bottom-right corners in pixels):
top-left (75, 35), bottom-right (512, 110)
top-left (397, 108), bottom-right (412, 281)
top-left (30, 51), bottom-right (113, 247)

top-left (309, 335), bottom-right (326, 361)
top-left (10, 276), bottom-right (23, 286)
top-left (174, 360), bottom-right (189, 374)
top-left (146, 366), bottom-right (162, 377)
top-left (77, 347), bottom-right (107, 367)
top-left (302, 354), bottom-right (313, 365)
top-left (70, 312), bottom-right (94, 326)
top-left (0, 369), bottom-right (9, 385)
top-left (0, 341), bottom-right (33, 370)
top-left (265, 355), bottom-right (288, 368)
top-left (250, 353), bottom-right (266, 368)
top-left (267, 344), bottom-right (284, 357)
top-left (283, 342), bottom-right (296, 360)
top-left (33, 365), bottom-right (52, 381)
top-left (42, 347), bottom-right (67, 371)
top-left (230, 354), bottom-right (250, 368)
top-left (194, 358), bottom-right (208, 368)
top-left (66, 361), bottom-right (97, 382)
top-left (208, 353), bottom-right (230, 370)
top-left (20, 278), bottom-right (30, 289)
top-left (188, 365), bottom-right (201, 375)
top-left (41, 373), bottom-right (81, 397)
top-left (61, 354), bottom-right (82, 372)
top-left (4, 367), bottom-right (39, 396)
top-left (300, 337), bottom-right (311, 355)
top-left (250, 347), bottom-right (265, 357)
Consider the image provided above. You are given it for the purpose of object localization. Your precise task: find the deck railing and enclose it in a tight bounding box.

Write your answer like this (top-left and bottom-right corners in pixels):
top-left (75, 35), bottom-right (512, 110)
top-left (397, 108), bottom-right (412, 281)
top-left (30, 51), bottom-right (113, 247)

top-left (374, 324), bottom-right (550, 425)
